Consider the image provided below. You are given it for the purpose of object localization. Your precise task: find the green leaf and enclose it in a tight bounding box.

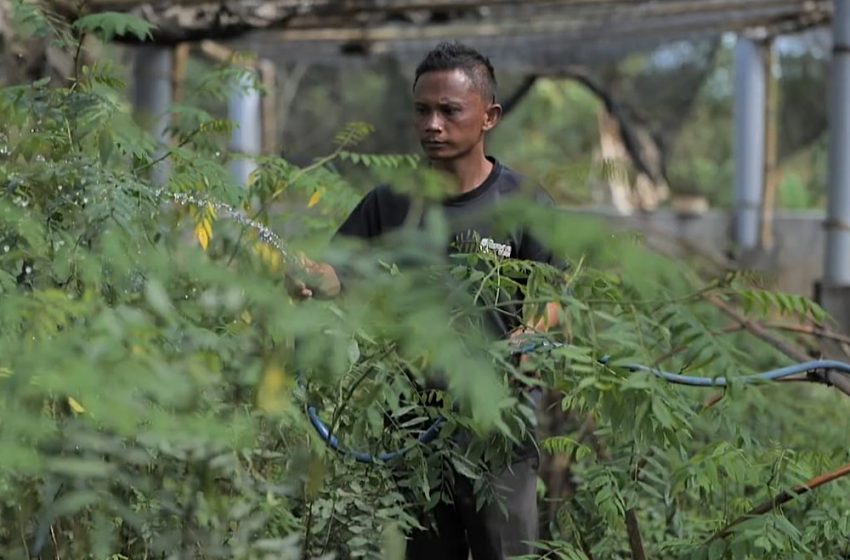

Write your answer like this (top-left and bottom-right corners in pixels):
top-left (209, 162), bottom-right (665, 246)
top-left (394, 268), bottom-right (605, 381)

top-left (144, 279), bottom-right (173, 317)
top-left (73, 12), bottom-right (155, 41)
top-left (47, 458), bottom-right (116, 478)
top-left (347, 338), bottom-right (361, 365)
top-left (381, 523), bottom-right (405, 560)
top-left (98, 129), bottom-right (113, 164)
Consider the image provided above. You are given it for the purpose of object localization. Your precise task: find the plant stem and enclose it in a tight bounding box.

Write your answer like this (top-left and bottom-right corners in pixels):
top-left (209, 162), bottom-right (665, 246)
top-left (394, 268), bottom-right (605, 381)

top-left (319, 491), bottom-right (338, 556)
top-left (625, 509), bottom-right (647, 560)
top-left (706, 295), bottom-right (850, 399)
top-left (708, 461), bottom-right (850, 542)
top-left (720, 321), bottom-right (850, 347)
top-left (327, 344), bottom-right (396, 445)
top-left (133, 128), bottom-right (201, 174)
top-left (19, 520), bottom-right (30, 559)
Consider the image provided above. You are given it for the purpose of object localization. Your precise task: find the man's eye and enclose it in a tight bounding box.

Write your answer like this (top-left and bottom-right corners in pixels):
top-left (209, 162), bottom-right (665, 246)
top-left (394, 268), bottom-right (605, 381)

top-left (443, 107), bottom-right (460, 115)
top-left (415, 106), bottom-right (428, 115)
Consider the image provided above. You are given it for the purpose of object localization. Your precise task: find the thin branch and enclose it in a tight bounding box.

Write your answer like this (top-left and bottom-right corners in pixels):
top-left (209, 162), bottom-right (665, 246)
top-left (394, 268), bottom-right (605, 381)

top-left (705, 295), bottom-right (850, 398)
top-left (19, 520), bottom-right (31, 559)
top-left (132, 127), bottom-right (202, 174)
top-left (717, 321), bottom-right (850, 346)
top-left (651, 344), bottom-right (688, 368)
top-left (764, 322), bottom-right (850, 347)
top-left (625, 509), bottom-right (647, 560)
top-left (71, 33), bottom-right (84, 88)
top-left (702, 392), bottom-right (725, 410)
top-left (319, 491), bottom-right (339, 556)
top-left (327, 364), bottom-right (374, 446)
top-left (69, 0), bottom-right (87, 92)
top-left (706, 295), bottom-right (808, 361)
top-left (708, 462), bottom-right (850, 542)
top-left (327, 344), bottom-right (396, 449)
top-left (303, 497), bottom-right (315, 554)
top-left (50, 524), bottom-right (60, 560)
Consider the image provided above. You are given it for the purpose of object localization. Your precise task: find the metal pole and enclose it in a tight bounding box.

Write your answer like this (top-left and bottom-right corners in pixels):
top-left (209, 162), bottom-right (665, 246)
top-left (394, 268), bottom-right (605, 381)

top-left (761, 39), bottom-right (778, 250)
top-left (733, 36), bottom-right (766, 251)
top-left (133, 46), bottom-right (172, 186)
top-left (228, 70), bottom-right (263, 187)
top-left (825, 0), bottom-right (850, 285)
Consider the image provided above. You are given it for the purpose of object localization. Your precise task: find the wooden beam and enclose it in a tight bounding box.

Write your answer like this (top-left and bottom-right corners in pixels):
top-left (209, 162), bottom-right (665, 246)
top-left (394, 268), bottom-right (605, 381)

top-left (67, 0), bottom-right (829, 44)
top-left (171, 42), bottom-right (191, 104)
top-left (59, 0), bottom-right (619, 15)
top-left (266, 0), bottom-right (827, 43)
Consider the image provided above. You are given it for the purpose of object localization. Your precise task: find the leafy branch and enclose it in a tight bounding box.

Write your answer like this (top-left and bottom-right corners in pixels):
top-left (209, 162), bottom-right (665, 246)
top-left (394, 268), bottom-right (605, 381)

top-left (708, 461), bottom-right (850, 542)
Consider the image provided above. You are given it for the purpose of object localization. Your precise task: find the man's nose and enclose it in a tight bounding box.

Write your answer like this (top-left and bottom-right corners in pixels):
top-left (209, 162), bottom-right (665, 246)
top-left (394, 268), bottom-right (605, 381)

top-left (424, 113), bottom-right (443, 132)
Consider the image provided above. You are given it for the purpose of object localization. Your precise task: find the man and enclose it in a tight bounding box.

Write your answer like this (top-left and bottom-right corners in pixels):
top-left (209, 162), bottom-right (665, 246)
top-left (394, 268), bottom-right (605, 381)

top-left (297, 41), bottom-right (563, 559)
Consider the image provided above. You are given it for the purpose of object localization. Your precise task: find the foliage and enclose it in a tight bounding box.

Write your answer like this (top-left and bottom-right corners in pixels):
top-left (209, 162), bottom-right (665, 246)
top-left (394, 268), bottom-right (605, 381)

top-left (2, 7), bottom-right (850, 560)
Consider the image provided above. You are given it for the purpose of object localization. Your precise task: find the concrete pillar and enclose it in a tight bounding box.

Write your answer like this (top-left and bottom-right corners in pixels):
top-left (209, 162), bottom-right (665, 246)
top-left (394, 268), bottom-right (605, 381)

top-left (133, 46), bottom-right (172, 186)
top-left (228, 70), bottom-right (262, 187)
top-left (733, 36), bottom-right (767, 251)
top-left (825, 0), bottom-right (850, 285)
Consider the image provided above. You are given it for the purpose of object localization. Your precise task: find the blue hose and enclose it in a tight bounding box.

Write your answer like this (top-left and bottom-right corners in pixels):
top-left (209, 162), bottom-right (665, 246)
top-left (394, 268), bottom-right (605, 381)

top-left (305, 404), bottom-right (443, 463)
top-left (617, 359), bottom-right (850, 386)
top-left (304, 339), bottom-right (850, 464)
top-left (515, 340), bottom-right (850, 386)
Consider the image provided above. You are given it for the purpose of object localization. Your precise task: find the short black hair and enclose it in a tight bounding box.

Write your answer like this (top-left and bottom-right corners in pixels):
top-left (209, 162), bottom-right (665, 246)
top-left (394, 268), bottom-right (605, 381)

top-left (413, 41), bottom-right (497, 102)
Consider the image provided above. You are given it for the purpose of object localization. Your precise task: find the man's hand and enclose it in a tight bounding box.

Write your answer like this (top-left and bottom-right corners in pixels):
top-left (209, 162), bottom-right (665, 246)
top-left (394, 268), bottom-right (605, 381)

top-left (288, 253), bottom-right (341, 299)
top-left (509, 325), bottom-right (536, 366)
top-left (507, 302), bottom-right (562, 384)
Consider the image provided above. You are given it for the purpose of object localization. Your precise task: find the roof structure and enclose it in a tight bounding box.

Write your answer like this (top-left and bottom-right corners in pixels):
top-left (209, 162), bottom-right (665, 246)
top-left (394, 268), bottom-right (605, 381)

top-left (78, 0), bottom-right (834, 68)
top-left (250, 1), bottom-right (834, 70)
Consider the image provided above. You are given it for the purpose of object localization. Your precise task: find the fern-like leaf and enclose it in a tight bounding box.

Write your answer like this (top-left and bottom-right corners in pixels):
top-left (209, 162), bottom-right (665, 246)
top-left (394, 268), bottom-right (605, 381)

top-left (73, 12), bottom-right (155, 41)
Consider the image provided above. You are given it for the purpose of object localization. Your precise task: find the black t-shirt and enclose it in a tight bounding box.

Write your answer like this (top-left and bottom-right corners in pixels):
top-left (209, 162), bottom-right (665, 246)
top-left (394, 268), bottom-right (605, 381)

top-left (334, 157), bottom-right (565, 338)
top-left (335, 157), bottom-right (564, 460)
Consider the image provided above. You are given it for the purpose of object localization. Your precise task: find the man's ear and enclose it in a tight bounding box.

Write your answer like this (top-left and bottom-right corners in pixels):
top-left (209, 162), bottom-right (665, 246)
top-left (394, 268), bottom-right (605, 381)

top-left (483, 103), bottom-right (502, 132)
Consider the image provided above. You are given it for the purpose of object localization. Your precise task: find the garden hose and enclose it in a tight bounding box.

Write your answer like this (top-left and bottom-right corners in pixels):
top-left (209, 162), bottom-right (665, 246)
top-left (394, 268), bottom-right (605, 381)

top-left (515, 339), bottom-right (850, 386)
top-left (305, 338), bottom-right (850, 464)
top-left (158, 189), bottom-right (850, 537)
top-left (158, 191), bottom-right (850, 463)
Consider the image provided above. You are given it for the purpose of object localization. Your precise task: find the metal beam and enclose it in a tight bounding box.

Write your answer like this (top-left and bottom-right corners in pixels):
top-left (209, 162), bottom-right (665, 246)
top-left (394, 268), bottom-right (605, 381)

top-left (133, 46), bottom-right (172, 186)
top-left (733, 36), bottom-right (767, 250)
top-left (825, 0), bottom-right (850, 284)
top-left (228, 70), bottom-right (262, 187)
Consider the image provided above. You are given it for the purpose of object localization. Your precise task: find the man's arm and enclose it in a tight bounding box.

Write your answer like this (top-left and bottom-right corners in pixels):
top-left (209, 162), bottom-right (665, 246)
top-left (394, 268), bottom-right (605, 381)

top-left (510, 187), bottom-right (569, 344)
top-left (288, 188), bottom-right (382, 299)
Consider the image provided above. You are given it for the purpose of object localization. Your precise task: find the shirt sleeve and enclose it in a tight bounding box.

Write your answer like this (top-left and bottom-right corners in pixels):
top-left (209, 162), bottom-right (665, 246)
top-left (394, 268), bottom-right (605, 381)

top-left (334, 187), bottom-right (382, 241)
top-left (516, 187), bottom-right (569, 271)
top-left (328, 188), bottom-right (384, 292)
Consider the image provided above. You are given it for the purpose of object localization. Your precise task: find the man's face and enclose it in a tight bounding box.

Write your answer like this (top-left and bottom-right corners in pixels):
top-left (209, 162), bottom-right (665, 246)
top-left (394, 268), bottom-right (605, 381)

top-left (413, 68), bottom-right (500, 161)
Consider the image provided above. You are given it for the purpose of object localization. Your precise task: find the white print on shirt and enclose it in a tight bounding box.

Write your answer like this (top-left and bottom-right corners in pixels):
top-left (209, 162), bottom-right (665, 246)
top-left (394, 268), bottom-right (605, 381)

top-left (452, 229), bottom-right (513, 258)
top-left (479, 237), bottom-right (512, 258)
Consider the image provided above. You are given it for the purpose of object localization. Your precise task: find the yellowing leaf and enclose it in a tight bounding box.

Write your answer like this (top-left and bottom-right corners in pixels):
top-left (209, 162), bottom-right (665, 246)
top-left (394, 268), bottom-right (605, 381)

top-left (0, 367), bottom-right (11, 378)
top-left (68, 396), bottom-right (86, 414)
top-left (257, 364), bottom-right (291, 414)
top-left (255, 242), bottom-right (282, 272)
top-left (193, 203), bottom-right (216, 252)
top-left (194, 220), bottom-right (211, 251)
top-left (307, 189), bottom-right (323, 208)
top-left (241, 310), bottom-right (252, 325)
